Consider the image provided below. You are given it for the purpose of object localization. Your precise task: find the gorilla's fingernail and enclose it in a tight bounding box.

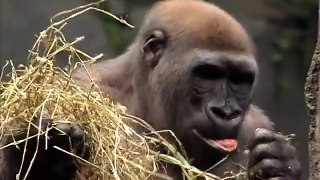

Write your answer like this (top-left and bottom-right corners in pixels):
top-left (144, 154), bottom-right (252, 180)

top-left (255, 128), bottom-right (260, 132)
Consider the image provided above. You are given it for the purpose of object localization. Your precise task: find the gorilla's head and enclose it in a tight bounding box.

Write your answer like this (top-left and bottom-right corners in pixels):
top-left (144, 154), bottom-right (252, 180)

top-left (130, 0), bottom-right (257, 168)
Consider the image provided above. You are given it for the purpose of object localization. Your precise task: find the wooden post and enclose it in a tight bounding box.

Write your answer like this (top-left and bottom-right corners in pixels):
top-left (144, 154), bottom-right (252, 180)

top-left (305, 1), bottom-right (320, 179)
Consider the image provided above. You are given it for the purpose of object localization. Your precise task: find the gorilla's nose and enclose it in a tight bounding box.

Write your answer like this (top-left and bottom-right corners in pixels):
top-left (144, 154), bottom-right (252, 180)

top-left (207, 101), bottom-right (242, 120)
top-left (210, 106), bottom-right (241, 120)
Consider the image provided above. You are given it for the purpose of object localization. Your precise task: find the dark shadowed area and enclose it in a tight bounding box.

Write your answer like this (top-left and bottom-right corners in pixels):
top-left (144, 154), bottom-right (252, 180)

top-left (0, 0), bottom-right (316, 179)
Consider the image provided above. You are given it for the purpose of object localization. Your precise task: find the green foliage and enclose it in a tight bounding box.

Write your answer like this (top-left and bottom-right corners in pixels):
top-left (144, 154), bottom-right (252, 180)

top-left (266, 0), bottom-right (318, 94)
top-left (87, 0), bottom-right (157, 54)
top-left (268, 0), bottom-right (317, 18)
top-left (91, 1), bottom-right (133, 53)
top-left (267, 0), bottom-right (317, 65)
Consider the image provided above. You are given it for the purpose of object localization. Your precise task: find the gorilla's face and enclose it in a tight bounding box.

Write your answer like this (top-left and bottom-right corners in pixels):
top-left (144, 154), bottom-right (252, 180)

top-left (139, 28), bottom-right (257, 168)
top-left (167, 50), bottom-right (257, 167)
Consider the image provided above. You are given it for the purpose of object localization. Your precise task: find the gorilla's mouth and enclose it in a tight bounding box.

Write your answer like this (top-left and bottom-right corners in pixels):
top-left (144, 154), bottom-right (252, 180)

top-left (193, 129), bottom-right (238, 153)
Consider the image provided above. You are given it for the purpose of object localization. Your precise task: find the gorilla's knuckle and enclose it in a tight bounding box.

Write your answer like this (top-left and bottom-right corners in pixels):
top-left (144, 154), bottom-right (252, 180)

top-left (284, 146), bottom-right (297, 158)
top-left (55, 123), bottom-right (72, 135)
top-left (254, 128), bottom-right (275, 139)
top-left (288, 159), bottom-right (302, 175)
top-left (36, 118), bottom-right (52, 130)
top-left (54, 123), bottom-right (84, 137)
top-left (260, 159), bottom-right (281, 169)
top-left (70, 124), bottom-right (85, 138)
top-left (255, 128), bottom-right (270, 135)
top-left (249, 159), bottom-right (288, 179)
top-left (253, 143), bottom-right (272, 154)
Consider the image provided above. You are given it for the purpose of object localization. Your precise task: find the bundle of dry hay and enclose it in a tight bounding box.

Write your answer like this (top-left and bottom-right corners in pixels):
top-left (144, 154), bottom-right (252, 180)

top-left (0, 2), bottom-right (231, 180)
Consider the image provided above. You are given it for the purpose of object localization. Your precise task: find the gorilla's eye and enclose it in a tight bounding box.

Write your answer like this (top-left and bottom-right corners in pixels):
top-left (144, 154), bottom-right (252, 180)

top-left (192, 64), bottom-right (225, 80)
top-left (230, 71), bottom-right (255, 85)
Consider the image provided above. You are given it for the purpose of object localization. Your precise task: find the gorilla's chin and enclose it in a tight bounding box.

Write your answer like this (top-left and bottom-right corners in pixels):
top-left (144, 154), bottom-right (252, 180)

top-left (193, 129), bottom-right (238, 154)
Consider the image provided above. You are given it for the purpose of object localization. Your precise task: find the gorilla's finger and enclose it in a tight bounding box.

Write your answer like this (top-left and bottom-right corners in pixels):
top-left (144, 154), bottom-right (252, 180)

top-left (286, 159), bottom-right (302, 178)
top-left (32, 118), bottom-right (51, 132)
top-left (54, 123), bottom-right (72, 135)
top-left (249, 158), bottom-right (289, 180)
top-left (249, 128), bottom-right (287, 150)
top-left (249, 141), bottom-right (296, 167)
top-left (68, 124), bottom-right (88, 157)
top-left (52, 123), bottom-right (87, 158)
top-left (53, 123), bottom-right (85, 141)
top-left (249, 158), bottom-right (301, 180)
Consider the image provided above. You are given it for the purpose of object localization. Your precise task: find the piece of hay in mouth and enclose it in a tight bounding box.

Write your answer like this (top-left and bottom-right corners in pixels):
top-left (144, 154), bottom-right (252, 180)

top-left (0, 1), bottom-right (225, 180)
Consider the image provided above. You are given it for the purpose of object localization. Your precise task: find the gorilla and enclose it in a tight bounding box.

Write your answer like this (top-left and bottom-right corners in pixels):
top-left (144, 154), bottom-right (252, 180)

top-left (0, 0), bottom-right (302, 180)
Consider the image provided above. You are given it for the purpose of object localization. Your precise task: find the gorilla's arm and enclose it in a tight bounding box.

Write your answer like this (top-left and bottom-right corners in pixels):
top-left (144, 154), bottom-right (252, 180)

top-left (0, 119), bottom-right (87, 180)
top-left (243, 106), bottom-right (301, 180)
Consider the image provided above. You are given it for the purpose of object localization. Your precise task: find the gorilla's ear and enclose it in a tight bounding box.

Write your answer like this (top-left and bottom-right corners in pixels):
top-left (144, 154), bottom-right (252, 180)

top-left (141, 30), bottom-right (166, 68)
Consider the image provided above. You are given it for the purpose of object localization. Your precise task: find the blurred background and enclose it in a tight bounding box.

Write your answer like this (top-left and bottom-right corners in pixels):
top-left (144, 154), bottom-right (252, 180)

top-left (0, 0), bottom-right (317, 178)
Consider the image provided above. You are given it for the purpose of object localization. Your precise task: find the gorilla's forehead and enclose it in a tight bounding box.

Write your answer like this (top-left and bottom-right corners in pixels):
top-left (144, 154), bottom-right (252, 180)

top-left (140, 0), bottom-right (252, 53)
top-left (190, 50), bottom-right (258, 72)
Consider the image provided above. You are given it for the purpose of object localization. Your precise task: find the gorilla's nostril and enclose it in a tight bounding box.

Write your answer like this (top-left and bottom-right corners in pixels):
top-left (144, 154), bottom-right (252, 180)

top-left (229, 109), bottom-right (241, 119)
top-left (210, 107), bottom-right (241, 120)
top-left (210, 107), bottom-right (227, 119)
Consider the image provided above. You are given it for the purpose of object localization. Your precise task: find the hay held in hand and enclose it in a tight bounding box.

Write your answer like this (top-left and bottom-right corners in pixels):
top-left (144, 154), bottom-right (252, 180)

top-left (0, 1), bottom-right (223, 180)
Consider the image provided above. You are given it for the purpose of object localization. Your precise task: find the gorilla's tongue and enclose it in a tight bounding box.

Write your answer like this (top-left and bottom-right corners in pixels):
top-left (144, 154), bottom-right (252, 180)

top-left (211, 139), bottom-right (238, 152)
top-left (193, 130), bottom-right (238, 152)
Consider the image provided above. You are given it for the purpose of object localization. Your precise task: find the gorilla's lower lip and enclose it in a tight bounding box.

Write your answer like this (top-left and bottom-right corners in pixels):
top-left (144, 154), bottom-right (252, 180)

top-left (192, 129), bottom-right (238, 153)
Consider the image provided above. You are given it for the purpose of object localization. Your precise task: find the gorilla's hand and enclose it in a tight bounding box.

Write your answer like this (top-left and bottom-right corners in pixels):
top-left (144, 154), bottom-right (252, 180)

top-left (1, 118), bottom-right (88, 179)
top-left (247, 128), bottom-right (301, 180)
